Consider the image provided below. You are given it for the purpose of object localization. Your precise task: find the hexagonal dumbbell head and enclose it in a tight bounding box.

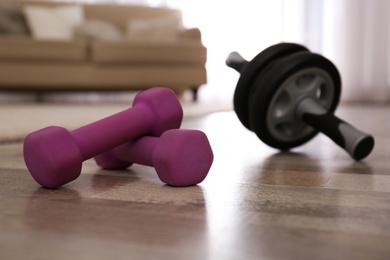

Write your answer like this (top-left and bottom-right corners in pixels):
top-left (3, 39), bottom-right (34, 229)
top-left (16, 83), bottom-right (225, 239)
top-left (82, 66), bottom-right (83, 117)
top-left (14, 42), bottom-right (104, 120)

top-left (95, 129), bottom-right (214, 187)
top-left (132, 87), bottom-right (183, 137)
top-left (24, 126), bottom-right (83, 188)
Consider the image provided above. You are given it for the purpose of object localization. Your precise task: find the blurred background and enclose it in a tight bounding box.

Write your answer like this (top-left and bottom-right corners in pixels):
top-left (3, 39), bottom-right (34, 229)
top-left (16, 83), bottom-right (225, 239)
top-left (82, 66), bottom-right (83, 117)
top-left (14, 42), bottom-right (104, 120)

top-left (166, 0), bottom-right (390, 103)
top-left (2, 0), bottom-right (390, 103)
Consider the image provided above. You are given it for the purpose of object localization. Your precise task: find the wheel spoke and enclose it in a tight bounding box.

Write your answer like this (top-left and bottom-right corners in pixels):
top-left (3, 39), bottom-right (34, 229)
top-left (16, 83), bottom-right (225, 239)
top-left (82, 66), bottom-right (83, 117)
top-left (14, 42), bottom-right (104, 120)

top-left (283, 80), bottom-right (303, 102)
top-left (269, 114), bottom-right (307, 138)
top-left (267, 68), bottom-right (333, 142)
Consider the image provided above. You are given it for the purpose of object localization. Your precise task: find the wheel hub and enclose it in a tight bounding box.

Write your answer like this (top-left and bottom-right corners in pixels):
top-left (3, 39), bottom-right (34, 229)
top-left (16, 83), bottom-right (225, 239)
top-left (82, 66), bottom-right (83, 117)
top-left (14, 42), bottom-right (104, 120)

top-left (266, 68), bottom-right (335, 142)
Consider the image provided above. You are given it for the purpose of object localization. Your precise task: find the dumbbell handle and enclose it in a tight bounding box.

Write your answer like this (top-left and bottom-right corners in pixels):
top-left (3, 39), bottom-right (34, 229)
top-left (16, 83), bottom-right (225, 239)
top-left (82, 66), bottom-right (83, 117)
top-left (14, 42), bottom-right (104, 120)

top-left (72, 105), bottom-right (153, 160)
top-left (296, 97), bottom-right (374, 160)
top-left (72, 88), bottom-right (182, 160)
top-left (106, 136), bottom-right (157, 167)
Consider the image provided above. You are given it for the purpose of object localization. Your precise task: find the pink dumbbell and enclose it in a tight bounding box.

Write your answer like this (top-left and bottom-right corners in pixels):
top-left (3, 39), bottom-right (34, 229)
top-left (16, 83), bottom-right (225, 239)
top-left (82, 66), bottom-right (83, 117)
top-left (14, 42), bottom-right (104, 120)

top-left (95, 129), bottom-right (214, 187)
top-left (24, 87), bottom-right (183, 188)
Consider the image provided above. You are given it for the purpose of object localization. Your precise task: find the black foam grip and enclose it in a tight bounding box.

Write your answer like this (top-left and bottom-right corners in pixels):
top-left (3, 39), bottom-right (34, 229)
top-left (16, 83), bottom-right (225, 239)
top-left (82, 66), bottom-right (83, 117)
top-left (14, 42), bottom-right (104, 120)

top-left (302, 112), bottom-right (346, 148)
top-left (301, 112), bottom-right (374, 160)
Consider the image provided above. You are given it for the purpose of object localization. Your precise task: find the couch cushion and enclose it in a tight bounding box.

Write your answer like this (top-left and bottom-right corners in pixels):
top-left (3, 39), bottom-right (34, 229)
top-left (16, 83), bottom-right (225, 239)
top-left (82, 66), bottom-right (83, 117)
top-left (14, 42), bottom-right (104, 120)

top-left (91, 40), bottom-right (206, 65)
top-left (0, 36), bottom-right (87, 61)
top-left (126, 15), bottom-right (182, 42)
top-left (73, 19), bottom-right (123, 41)
top-left (84, 4), bottom-right (182, 32)
top-left (0, 4), bottom-right (30, 35)
top-left (23, 4), bottom-right (84, 40)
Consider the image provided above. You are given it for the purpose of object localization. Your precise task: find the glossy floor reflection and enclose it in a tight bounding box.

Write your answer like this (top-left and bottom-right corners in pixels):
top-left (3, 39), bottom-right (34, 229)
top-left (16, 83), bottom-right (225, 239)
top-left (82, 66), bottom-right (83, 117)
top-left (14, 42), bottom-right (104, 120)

top-left (1, 105), bottom-right (390, 259)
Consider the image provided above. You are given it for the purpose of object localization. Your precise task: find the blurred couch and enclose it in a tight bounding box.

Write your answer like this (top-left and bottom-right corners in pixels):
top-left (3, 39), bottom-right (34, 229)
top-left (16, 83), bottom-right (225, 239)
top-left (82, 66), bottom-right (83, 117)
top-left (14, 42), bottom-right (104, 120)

top-left (0, 0), bottom-right (207, 100)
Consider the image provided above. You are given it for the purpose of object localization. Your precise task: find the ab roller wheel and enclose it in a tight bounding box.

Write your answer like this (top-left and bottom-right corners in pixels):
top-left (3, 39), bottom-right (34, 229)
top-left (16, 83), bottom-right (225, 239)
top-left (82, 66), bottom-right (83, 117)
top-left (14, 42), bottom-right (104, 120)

top-left (226, 43), bottom-right (374, 160)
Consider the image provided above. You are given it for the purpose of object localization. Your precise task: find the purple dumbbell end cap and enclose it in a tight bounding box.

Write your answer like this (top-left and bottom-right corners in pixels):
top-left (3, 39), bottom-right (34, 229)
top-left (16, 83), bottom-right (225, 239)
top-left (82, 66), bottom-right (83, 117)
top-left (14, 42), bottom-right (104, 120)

top-left (153, 129), bottom-right (214, 186)
top-left (133, 87), bottom-right (183, 136)
top-left (23, 126), bottom-right (83, 188)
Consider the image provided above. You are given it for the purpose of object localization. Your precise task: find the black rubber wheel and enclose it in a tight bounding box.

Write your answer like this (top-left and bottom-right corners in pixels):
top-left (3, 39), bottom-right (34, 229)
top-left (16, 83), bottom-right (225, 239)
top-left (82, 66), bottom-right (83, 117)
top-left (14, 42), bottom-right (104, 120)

top-left (248, 52), bottom-right (341, 150)
top-left (233, 43), bottom-right (309, 130)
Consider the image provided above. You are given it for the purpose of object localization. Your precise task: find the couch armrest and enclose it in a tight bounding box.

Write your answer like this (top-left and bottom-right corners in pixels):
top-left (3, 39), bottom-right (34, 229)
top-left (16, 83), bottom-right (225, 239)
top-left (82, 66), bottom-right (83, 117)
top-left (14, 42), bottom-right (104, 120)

top-left (177, 28), bottom-right (202, 41)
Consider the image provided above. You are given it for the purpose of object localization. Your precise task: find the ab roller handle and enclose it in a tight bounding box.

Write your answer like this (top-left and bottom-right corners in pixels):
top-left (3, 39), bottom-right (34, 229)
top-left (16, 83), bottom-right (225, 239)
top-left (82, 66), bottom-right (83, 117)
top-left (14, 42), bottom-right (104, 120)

top-left (225, 52), bottom-right (247, 73)
top-left (296, 97), bottom-right (374, 160)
